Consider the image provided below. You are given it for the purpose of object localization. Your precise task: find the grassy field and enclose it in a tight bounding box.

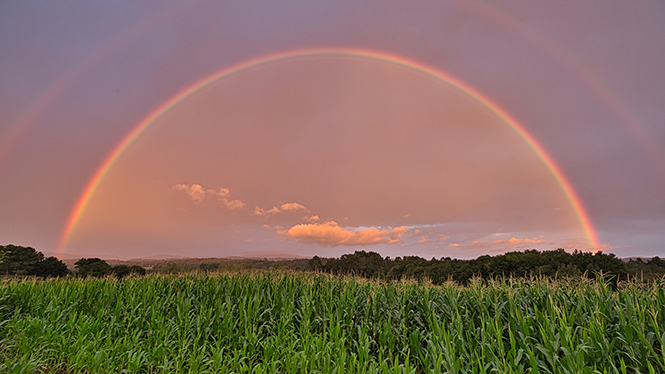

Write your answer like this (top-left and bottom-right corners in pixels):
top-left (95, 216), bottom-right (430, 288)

top-left (1, 272), bottom-right (664, 373)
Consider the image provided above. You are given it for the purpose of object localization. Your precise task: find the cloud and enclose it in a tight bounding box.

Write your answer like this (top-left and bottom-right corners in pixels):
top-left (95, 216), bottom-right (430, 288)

top-left (307, 215), bottom-right (320, 222)
top-left (280, 202), bottom-right (308, 212)
top-left (278, 221), bottom-right (409, 247)
top-left (255, 202), bottom-right (309, 216)
top-left (173, 184), bottom-right (245, 209)
top-left (216, 188), bottom-right (231, 198)
top-left (254, 206), bottom-right (281, 216)
top-left (173, 184), bottom-right (207, 203)
top-left (225, 199), bottom-right (246, 209)
top-left (390, 226), bottom-right (409, 241)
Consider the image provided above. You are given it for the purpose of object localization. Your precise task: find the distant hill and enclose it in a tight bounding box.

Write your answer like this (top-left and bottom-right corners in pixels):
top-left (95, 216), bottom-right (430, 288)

top-left (140, 254), bottom-right (189, 260)
top-left (103, 257), bottom-right (310, 272)
top-left (223, 250), bottom-right (308, 260)
top-left (622, 257), bottom-right (651, 263)
top-left (59, 251), bottom-right (308, 271)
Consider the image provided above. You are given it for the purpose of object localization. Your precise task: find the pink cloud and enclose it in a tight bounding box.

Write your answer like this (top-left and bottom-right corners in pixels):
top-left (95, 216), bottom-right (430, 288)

top-left (224, 199), bottom-right (246, 209)
top-left (255, 202), bottom-right (309, 216)
top-left (216, 188), bottom-right (230, 198)
top-left (389, 226), bottom-right (409, 241)
top-left (254, 206), bottom-right (281, 216)
top-left (278, 221), bottom-right (408, 246)
top-left (173, 184), bottom-right (244, 209)
top-left (173, 184), bottom-right (207, 203)
top-left (280, 202), bottom-right (308, 212)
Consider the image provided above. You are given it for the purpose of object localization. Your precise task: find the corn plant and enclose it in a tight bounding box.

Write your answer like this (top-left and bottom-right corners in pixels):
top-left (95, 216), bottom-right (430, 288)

top-left (1, 272), bottom-right (664, 373)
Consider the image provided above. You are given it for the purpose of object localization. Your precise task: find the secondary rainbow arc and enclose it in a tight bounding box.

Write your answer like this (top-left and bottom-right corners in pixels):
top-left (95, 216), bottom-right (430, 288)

top-left (57, 47), bottom-right (599, 256)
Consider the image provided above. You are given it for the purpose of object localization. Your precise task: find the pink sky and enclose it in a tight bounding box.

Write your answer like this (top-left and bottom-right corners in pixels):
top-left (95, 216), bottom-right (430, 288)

top-left (1, 1), bottom-right (664, 260)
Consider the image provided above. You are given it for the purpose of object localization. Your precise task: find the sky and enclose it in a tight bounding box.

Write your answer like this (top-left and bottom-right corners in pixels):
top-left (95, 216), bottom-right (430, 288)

top-left (1, 1), bottom-right (664, 260)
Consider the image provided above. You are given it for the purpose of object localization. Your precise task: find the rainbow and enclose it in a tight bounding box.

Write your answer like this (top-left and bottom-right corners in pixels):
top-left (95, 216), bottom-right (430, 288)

top-left (57, 47), bottom-right (599, 256)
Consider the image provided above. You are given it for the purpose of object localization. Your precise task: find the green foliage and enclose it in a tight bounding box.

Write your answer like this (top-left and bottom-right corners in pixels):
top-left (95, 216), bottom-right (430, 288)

top-left (74, 258), bottom-right (112, 278)
top-left (110, 265), bottom-right (146, 279)
top-left (32, 256), bottom-right (70, 278)
top-left (625, 256), bottom-right (665, 282)
top-left (111, 264), bottom-right (132, 278)
top-left (0, 244), bottom-right (69, 278)
top-left (0, 244), bottom-right (44, 275)
top-left (324, 250), bottom-right (392, 278)
top-left (1, 272), bottom-right (664, 373)
top-left (158, 262), bottom-right (192, 274)
top-left (308, 255), bottom-right (323, 271)
top-left (321, 249), bottom-right (629, 285)
top-left (129, 265), bottom-right (146, 276)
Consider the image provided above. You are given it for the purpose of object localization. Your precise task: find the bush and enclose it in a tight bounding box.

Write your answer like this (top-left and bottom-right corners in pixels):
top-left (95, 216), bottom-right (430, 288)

top-left (75, 258), bottom-right (112, 277)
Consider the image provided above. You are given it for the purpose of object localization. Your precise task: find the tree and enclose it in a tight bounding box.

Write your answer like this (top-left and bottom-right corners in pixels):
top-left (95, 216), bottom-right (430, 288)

top-left (130, 265), bottom-right (146, 276)
top-left (0, 249), bottom-right (9, 274)
top-left (32, 256), bottom-right (70, 278)
top-left (0, 244), bottom-right (43, 275)
top-left (75, 258), bottom-right (112, 277)
top-left (111, 264), bottom-right (146, 279)
top-left (557, 263), bottom-right (582, 278)
top-left (111, 265), bottom-right (132, 279)
top-left (308, 256), bottom-right (323, 271)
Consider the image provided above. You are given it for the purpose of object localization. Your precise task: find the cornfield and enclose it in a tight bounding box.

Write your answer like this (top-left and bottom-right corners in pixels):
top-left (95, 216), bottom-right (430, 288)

top-left (1, 272), bottom-right (664, 373)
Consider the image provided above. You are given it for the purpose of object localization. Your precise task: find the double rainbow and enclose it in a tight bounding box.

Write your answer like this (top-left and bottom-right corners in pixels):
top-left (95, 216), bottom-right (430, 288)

top-left (57, 47), bottom-right (599, 255)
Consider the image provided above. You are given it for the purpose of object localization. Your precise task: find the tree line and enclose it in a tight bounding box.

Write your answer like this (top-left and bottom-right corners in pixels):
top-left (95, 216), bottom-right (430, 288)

top-left (0, 244), bottom-right (144, 279)
top-left (309, 249), bottom-right (664, 285)
top-left (3, 244), bottom-right (663, 284)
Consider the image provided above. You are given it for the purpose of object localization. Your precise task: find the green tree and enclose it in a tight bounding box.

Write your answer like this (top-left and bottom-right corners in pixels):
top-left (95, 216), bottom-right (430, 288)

top-left (557, 263), bottom-right (582, 278)
top-left (130, 265), bottom-right (146, 276)
top-left (158, 262), bottom-right (190, 274)
top-left (111, 265), bottom-right (132, 279)
top-left (0, 244), bottom-right (44, 275)
top-left (308, 256), bottom-right (323, 271)
top-left (111, 264), bottom-right (146, 279)
top-left (33, 256), bottom-right (70, 278)
top-left (75, 258), bottom-right (112, 277)
top-left (0, 249), bottom-right (9, 274)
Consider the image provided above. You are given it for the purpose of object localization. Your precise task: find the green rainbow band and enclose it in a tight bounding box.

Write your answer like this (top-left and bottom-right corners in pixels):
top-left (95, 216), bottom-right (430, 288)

top-left (57, 47), bottom-right (599, 255)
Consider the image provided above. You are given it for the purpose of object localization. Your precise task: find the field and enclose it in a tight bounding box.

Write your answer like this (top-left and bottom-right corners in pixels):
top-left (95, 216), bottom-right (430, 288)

top-left (1, 272), bottom-right (665, 373)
